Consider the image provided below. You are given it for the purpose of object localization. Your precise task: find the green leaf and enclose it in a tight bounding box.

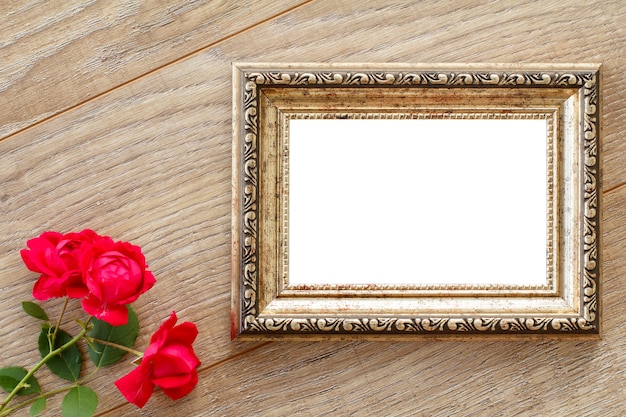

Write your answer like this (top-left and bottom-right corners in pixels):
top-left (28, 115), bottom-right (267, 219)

top-left (87, 305), bottom-right (139, 367)
top-left (62, 386), bottom-right (98, 417)
top-left (0, 366), bottom-right (41, 395)
top-left (38, 328), bottom-right (82, 382)
top-left (30, 397), bottom-right (46, 416)
top-left (22, 301), bottom-right (49, 321)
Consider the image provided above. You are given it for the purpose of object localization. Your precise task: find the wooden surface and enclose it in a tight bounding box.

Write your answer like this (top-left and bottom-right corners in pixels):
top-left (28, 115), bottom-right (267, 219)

top-left (0, 1), bottom-right (624, 415)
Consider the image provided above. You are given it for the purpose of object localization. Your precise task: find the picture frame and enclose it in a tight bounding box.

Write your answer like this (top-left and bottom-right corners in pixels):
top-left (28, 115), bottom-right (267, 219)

top-left (231, 63), bottom-right (601, 339)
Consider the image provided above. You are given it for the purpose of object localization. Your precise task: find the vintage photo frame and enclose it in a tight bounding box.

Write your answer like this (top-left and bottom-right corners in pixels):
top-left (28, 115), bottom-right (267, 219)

top-left (231, 63), bottom-right (601, 339)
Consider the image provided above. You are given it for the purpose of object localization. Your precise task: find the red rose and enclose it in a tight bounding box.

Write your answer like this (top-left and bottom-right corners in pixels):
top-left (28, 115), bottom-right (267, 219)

top-left (115, 312), bottom-right (200, 408)
top-left (81, 236), bottom-right (155, 325)
top-left (20, 230), bottom-right (97, 300)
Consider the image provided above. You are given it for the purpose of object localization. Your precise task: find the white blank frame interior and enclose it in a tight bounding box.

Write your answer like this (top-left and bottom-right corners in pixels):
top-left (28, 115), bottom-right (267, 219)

top-left (288, 118), bottom-right (547, 287)
top-left (231, 63), bottom-right (601, 339)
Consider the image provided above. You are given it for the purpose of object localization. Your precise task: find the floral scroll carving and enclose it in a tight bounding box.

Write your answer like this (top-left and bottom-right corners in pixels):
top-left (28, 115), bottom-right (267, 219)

top-left (245, 69), bottom-right (594, 87)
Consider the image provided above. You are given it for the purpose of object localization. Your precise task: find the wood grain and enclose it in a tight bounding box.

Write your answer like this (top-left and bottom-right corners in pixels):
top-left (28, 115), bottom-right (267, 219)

top-left (0, 0), bottom-right (624, 415)
top-left (0, 0), bottom-right (311, 139)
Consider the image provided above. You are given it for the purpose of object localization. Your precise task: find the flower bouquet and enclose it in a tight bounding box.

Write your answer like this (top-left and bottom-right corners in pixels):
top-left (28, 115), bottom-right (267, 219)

top-left (0, 230), bottom-right (200, 416)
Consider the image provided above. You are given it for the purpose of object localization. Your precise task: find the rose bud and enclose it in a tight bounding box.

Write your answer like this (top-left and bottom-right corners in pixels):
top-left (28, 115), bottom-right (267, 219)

top-left (115, 312), bottom-right (200, 408)
top-left (81, 236), bottom-right (155, 325)
top-left (21, 230), bottom-right (98, 300)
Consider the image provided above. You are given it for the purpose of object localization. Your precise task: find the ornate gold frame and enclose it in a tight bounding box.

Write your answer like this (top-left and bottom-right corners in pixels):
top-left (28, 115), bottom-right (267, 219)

top-left (231, 63), bottom-right (601, 339)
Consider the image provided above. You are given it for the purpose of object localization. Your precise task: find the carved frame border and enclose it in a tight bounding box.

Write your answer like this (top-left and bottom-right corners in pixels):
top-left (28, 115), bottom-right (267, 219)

top-left (231, 63), bottom-right (601, 339)
top-left (281, 110), bottom-right (557, 295)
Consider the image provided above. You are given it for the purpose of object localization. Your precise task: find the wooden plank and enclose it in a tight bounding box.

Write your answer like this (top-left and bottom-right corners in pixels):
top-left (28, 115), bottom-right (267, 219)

top-left (0, 0), bottom-right (310, 139)
top-left (0, 0), bottom-right (624, 415)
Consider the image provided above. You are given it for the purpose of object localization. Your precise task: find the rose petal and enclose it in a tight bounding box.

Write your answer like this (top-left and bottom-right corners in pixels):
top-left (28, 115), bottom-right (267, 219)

top-left (80, 294), bottom-right (101, 316)
top-left (151, 372), bottom-right (192, 389)
top-left (149, 312), bottom-right (178, 345)
top-left (168, 322), bottom-right (199, 346)
top-left (32, 276), bottom-right (66, 300)
top-left (83, 265), bottom-right (103, 300)
top-left (20, 249), bottom-right (39, 272)
top-left (160, 371), bottom-right (198, 401)
top-left (25, 238), bottom-right (66, 277)
top-left (65, 282), bottom-right (89, 298)
top-left (81, 295), bottom-right (129, 325)
top-left (118, 268), bottom-right (155, 305)
top-left (115, 365), bottom-right (154, 408)
top-left (152, 346), bottom-right (197, 378)
top-left (161, 345), bottom-right (200, 370)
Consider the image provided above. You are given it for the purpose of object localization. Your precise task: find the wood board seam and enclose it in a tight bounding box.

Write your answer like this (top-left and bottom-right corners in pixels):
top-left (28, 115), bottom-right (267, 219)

top-left (0, 0), bottom-right (317, 144)
top-left (602, 181), bottom-right (626, 195)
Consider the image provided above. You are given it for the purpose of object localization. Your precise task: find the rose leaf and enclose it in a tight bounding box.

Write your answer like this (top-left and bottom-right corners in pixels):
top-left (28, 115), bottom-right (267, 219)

top-left (0, 366), bottom-right (41, 395)
top-left (38, 328), bottom-right (81, 382)
top-left (22, 301), bottom-right (49, 321)
top-left (87, 305), bottom-right (139, 367)
top-left (62, 386), bottom-right (98, 417)
top-left (30, 397), bottom-right (46, 416)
